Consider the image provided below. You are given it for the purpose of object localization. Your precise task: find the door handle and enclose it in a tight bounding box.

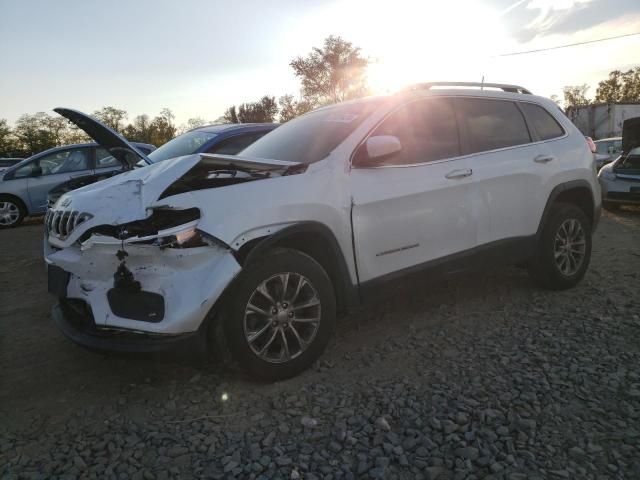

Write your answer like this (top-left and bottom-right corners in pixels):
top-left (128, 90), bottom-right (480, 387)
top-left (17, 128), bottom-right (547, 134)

top-left (445, 168), bottom-right (473, 179)
top-left (534, 155), bottom-right (555, 164)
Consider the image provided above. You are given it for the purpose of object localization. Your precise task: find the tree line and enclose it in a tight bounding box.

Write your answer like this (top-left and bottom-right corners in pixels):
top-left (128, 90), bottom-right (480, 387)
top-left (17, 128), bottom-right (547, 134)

top-left (0, 106), bottom-right (208, 158)
top-left (2, 33), bottom-right (638, 158)
top-left (562, 67), bottom-right (640, 109)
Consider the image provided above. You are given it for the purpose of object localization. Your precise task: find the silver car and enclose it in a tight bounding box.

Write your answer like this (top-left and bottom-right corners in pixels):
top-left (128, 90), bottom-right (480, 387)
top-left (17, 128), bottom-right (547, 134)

top-left (0, 142), bottom-right (154, 228)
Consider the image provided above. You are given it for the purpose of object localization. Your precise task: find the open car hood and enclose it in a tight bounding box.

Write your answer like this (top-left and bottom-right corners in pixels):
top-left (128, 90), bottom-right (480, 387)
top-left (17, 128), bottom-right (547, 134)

top-left (622, 117), bottom-right (640, 154)
top-left (54, 107), bottom-right (151, 168)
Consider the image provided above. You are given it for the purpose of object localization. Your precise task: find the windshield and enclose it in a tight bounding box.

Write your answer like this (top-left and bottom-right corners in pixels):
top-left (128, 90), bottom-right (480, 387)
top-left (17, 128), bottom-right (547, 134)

top-left (240, 100), bottom-right (384, 164)
top-left (147, 131), bottom-right (217, 164)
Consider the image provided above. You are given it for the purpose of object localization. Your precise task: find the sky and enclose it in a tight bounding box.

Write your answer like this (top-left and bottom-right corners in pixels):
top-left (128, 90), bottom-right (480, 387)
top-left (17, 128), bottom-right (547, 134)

top-left (0, 0), bottom-right (639, 126)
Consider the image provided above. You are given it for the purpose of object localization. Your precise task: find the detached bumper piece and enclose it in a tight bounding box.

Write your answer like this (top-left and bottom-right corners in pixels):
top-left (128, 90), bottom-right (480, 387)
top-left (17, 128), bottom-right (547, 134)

top-left (52, 299), bottom-right (200, 353)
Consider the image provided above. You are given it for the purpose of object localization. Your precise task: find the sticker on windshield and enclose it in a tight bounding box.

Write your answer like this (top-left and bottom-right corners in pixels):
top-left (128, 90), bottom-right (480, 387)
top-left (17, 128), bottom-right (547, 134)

top-left (324, 113), bottom-right (359, 123)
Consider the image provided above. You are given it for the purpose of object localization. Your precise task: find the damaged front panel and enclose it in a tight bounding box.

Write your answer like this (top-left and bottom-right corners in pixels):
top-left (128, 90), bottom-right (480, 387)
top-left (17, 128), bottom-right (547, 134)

top-left (46, 238), bottom-right (241, 334)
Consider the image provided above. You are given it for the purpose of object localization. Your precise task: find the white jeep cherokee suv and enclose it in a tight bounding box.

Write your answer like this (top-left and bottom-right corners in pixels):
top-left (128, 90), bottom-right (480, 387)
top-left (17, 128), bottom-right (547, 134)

top-left (45, 83), bottom-right (601, 380)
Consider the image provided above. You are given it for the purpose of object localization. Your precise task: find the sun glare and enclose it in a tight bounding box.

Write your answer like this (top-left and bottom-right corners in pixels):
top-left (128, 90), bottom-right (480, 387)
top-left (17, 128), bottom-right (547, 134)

top-left (321, 0), bottom-right (513, 94)
top-left (284, 0), bottom-right (529, 98)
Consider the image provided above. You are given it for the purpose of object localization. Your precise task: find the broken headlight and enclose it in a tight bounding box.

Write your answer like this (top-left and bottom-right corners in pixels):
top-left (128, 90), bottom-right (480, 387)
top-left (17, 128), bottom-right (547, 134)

top-left (151, 224), bottom-right (204, 248)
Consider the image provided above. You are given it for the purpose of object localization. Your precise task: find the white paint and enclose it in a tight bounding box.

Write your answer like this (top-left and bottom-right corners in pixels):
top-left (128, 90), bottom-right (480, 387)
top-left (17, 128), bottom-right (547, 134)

top-left (45, 87), bottom-right (601, 338)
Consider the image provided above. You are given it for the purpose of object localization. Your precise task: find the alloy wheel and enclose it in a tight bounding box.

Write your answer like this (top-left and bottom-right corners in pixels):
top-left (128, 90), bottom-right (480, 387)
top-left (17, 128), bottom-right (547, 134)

top-left (553, 218), bottom-right (586, 276)
top-left (243, 272), bottom-right (321, 364)
top-left (0, 201), bottom-right (20, 226)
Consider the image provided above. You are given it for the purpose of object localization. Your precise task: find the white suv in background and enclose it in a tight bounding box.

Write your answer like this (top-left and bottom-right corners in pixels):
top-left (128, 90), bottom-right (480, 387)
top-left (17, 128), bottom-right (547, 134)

top-left (45, 83), bottom-right (601, 380)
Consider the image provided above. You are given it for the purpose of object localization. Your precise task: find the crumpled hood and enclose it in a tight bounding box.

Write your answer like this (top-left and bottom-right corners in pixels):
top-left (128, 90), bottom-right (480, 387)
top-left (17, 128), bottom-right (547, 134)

top-left (50, 152), bottom-right (302, 246)
top-left (55, 154), bottom-right (201, 226)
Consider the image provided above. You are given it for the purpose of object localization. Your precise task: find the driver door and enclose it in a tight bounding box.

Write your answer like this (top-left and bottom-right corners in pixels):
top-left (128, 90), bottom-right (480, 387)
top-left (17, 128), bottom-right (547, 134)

top-left (350, 97), bottom-right (478, 284)
top-left (26, 147), bottom-right (92, 212)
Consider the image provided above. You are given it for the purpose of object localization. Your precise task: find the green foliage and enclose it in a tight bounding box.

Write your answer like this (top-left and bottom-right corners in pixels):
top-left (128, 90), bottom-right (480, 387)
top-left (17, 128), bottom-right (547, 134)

top-left (278, 95), bottom-right (313, 123)
top-left (0, 119), bottom-right (20, 157)
top-left (290, 35), bottom-right (369, 106)
top-left (224, 96), bottom-right (279, 124)
top-left (594, 67), bottom-right (640, 103)
top-left (223, 106), bottom-right (239, 124)
top-left (149, 108), bottom-right (177, 146)
top-left (563, 85), bottom-right (591, 109)
top-left (92, 106), bottom-right (128, 133)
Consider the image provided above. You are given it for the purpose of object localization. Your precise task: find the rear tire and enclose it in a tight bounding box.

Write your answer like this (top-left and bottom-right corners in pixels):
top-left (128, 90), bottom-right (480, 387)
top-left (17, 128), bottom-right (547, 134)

top-left (528, 203), bottom-right (592, 290)
top-left (220, 248), bottom-right (336, 381)
top-left (0, 195), bottom-right (25, 228)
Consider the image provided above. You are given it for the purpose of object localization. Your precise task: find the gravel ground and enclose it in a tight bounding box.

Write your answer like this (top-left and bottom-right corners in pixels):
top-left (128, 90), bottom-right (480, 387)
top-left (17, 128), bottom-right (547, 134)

top-left (1, 209), bottom-right (639, 480)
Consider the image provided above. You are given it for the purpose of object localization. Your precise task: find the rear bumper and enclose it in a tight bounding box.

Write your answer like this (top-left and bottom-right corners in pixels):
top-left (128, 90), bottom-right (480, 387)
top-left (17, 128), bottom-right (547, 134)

top-left (52, 300), bottom-right (204, 353)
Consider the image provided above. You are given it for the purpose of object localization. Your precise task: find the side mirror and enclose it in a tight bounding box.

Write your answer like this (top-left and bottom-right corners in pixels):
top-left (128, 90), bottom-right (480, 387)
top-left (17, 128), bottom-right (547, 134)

top-left (353, 135), bottom-right (402, 168)
top-left (31, 164), bottom-right (43, 177)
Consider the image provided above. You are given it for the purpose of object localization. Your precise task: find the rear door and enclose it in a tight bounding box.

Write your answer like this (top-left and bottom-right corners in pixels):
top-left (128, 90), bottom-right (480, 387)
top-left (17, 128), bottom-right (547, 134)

top-left (350, 97), bottom-right (478, 283)
top-left (26, 147), bottom-right (92, 213)
top-left (454, 97), bottom-right (561, 245)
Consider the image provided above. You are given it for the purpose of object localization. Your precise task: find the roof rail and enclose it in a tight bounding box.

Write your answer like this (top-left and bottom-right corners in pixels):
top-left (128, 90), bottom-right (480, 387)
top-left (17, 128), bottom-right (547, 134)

top-left (407, 82), bottom-right (532, 95)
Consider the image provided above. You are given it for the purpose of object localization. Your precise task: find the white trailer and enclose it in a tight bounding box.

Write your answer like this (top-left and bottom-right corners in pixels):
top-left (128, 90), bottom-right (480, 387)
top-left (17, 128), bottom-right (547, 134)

top-left (566, 103), bottom-right (640, 140)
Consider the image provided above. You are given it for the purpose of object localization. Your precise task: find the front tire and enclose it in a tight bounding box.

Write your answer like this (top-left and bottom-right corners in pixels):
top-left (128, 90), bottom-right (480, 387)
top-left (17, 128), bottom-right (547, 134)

top-left (221, 248), bottom-right (336, 381)
top-left (528, 203), bottom-right (592, 290)
top-left (0, 196), bottom-right (25, 228)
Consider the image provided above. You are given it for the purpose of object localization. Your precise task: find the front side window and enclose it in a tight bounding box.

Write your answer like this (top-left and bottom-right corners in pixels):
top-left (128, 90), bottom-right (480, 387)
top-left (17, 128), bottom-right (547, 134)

top-left (14, 149), bottom-right (90, 178)
top-left (369, 98), bottom-right (460, 165)
top-left (208, 132), bottom-right (268, 155)
top-left (456, 98), bottom-right (531, 153)
top-left (519, 102), bottom-right (564, 141)
top-left (241, 100), bottom-right (384, 164)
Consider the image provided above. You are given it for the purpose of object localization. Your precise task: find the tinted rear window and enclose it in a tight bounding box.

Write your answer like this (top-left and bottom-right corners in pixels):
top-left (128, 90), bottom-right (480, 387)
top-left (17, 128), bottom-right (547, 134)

top-left (519, 103), bottom-right (564, 141)
top-left (456, 98), bottom-right (531, 153)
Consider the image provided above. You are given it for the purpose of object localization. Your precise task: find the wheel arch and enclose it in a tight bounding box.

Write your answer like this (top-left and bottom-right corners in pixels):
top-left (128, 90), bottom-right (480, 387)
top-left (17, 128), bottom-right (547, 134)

top-left (0, 192), bottom-right (28, 216)
top-left (235, 222), bottom-right (360, 314)
top-left (536, 180), bottom-right (598, 239)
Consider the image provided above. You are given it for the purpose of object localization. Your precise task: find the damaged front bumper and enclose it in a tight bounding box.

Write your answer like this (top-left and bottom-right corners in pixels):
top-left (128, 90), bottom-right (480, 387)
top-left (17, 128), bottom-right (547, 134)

top-left (52, 300), bottom-right (203, 352)
top-left (45, 230), bottom-right (241, 350)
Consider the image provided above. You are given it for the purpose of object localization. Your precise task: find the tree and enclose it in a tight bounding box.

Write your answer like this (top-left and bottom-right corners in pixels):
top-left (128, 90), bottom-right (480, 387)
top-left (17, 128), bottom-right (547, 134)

top-left (223, 106), bottom-right (239, 123)
top-left (178, 117), bottom-right (207, 134)
top-left (278, 95), bottom-right (313, 122)
top-left (224, 96), bottom-right (279, 123)
top-left (93, 106), bottom-right (128, 133)
top-left (290, 35), bottom-right (369, 106)
top-left (237, 96), bottom-right (278, 123)
top-left (563, 85), bottom-right (590, 109)
top-left (595, 67), bottom-right (640, 103)
top-left (122, 114), bottom-right (152, 143)
top-left (14, 112), bottom-right (58, 154)
top-left (0, 119), bottom-right (19, 157)
top-left (149, 108), bottom-right (176, 146)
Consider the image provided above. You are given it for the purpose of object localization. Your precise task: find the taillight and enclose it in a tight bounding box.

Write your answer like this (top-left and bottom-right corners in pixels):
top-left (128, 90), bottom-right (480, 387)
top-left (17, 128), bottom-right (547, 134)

top-left (585, 136), bottom-right (597, 153)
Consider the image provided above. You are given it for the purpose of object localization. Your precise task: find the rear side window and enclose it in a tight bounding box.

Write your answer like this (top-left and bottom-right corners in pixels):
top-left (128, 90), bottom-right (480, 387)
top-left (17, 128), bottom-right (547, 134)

top-left (370, 98), bottom-right (460, 165)
top-left (519, 103), bottom-right (564, 141)
top-left (456, 98), bottom-right (531, 153)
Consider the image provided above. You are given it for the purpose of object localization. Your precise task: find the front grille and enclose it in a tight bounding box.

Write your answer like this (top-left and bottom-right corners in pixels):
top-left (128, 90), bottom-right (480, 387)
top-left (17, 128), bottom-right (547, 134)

top-left (45, 209), bottom-right (92, 240)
